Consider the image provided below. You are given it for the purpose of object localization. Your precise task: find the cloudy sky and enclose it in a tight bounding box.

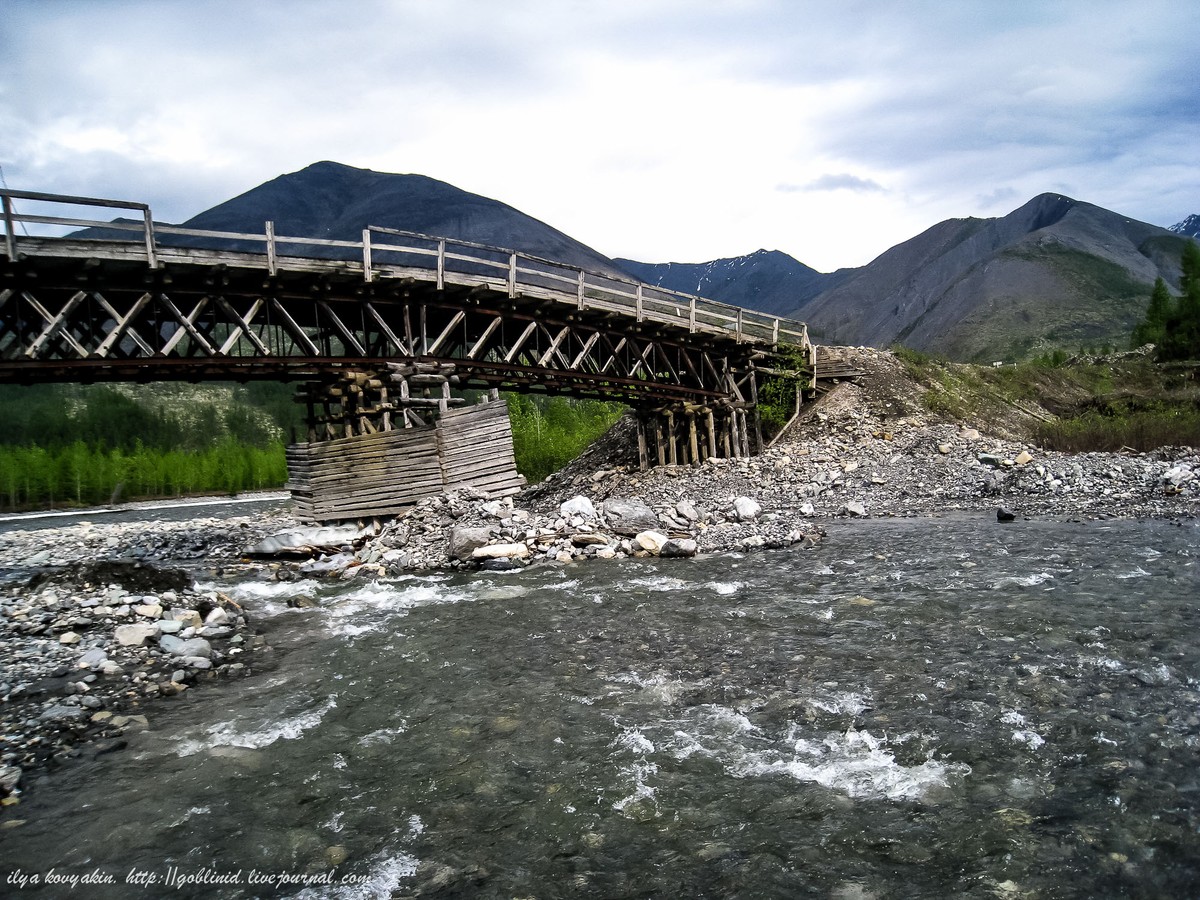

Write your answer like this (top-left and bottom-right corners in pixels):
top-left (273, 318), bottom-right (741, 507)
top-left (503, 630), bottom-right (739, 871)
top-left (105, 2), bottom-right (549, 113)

top-left (3, 0), bottom-right (1197, 272)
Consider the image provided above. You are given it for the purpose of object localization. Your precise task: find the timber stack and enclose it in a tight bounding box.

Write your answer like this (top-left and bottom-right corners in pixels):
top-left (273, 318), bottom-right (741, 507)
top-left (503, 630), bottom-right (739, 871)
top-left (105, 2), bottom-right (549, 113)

top-left (287, 365), bottom-right (524, 523)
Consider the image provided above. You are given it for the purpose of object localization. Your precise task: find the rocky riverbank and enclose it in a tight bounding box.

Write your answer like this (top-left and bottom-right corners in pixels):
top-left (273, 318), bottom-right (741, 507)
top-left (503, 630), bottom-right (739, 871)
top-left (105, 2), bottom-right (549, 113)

top-left (1, 347), bottom-right (1197, 810)
top-left (0, 507), bottom-right (296, 811)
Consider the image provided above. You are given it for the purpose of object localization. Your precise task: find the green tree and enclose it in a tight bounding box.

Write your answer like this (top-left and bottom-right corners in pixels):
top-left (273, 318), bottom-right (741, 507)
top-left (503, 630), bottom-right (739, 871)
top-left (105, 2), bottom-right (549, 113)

top-left (1134, 241), bottom-right (1200, 361)
top-left (1132, 277), bottom-right (1173, 347)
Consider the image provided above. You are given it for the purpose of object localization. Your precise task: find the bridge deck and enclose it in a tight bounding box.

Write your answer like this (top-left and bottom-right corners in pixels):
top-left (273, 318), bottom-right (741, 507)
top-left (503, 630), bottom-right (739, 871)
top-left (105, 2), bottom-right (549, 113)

top-left (1, 189), bottom-right (814, 411)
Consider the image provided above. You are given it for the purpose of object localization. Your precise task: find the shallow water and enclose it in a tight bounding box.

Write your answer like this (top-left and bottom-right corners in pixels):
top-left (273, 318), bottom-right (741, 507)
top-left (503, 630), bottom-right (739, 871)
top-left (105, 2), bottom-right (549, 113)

top-left (2, 515), bottom-right (1199, 898)
top-left (0, 494), bottom-right (289, 535)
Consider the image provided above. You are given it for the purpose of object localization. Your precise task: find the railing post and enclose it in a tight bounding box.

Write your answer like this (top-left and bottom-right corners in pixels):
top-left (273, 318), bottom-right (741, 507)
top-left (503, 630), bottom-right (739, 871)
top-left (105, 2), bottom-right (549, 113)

top-left (265, 221), bottom-right (277, 276)
top-left (736, 307), bottom-right (743, 343)
top-left (437, 239), bottom-right (446, 290)
top-left (636, 284), bottom-right (644, 323)
top-left (689, 296), bottom-right (696, 333)
top-left (2, 195), bottom-right (15, 260)
top-left (362, 228), bottom-right (373, 283)
top-left (577, 270), bottom-right (585, 309)
top-left (142, 207), bottom-right (158, 269)
top-left (772, 317), bottom-right (779, 345)
top-left (508, 252), bottom-right (517, 298)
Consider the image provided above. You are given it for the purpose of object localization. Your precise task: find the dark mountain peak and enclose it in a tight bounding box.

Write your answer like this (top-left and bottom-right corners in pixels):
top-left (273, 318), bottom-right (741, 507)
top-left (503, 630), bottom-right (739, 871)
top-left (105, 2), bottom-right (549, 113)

top-left (1170, 214), bottom-right (1200, 238)
top-left (176, 161), bottom-right (626, 276)
top-left (1013, 192), bottom-right (1078, 232)
top-left (800, 192), bottom-right (1182, 362)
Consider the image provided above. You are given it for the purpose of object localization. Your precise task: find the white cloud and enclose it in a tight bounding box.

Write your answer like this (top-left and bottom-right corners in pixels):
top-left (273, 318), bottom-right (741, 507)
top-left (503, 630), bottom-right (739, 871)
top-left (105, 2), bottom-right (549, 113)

top-left (1, 0), bottom-right (1197, 272)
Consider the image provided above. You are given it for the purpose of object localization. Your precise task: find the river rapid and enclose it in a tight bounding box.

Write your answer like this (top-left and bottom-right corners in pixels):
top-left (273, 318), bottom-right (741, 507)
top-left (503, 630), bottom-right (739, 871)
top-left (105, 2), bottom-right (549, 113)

top-left (2, 514), bottom-right (1198, 898)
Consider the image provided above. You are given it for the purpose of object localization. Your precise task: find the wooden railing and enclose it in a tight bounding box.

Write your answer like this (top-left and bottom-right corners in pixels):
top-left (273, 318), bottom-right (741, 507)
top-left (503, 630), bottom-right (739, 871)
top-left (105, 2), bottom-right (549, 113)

top-left (1, 188), bottom-right (809, 350)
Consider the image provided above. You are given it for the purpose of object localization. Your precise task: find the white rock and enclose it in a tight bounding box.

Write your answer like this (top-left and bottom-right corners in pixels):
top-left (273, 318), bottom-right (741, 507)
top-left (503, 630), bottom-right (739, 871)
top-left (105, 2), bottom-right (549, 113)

top-left (560, 496), bottom-right (598, 520)
top-left (205, 607), bottom-right (230, 627)
top-left (634, 530), bottom-right (670, 554)
top-left (732, 497), bottom-right (762, 522)
top-left (1162, 464), bottom-right (1195, 487)
top-left (115, 623), bottom-right (160, 646)
top-left (58, 631), bottom-right (82, 645)
top-left (134, 603), bottom-right (163, 619)
top-left (471, 542), bottom-right (532, 560)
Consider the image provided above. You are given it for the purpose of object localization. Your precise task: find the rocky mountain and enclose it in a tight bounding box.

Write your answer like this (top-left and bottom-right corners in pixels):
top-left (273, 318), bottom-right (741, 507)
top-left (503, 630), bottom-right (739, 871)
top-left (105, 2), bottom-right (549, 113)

top-left (179, 161), bottom-right (629, 277)
top-left (796, 194), bottom-right (1192, 362)
top-left (77, 161), bottom-right (628, 279)
top-left (1170, 214), bottom-right (1200, 238)
top-left (73, 164), bottom-right (1197, 362)
top-left (613, 249), bottom-right (848, 317)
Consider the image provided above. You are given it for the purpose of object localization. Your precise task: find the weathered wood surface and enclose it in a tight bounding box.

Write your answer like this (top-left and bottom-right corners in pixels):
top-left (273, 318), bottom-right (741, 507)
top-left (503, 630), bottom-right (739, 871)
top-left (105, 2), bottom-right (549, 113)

top-left (1, 188), bottom-right (810, 350)
top-left (287, 400), bottom-right (524, 523)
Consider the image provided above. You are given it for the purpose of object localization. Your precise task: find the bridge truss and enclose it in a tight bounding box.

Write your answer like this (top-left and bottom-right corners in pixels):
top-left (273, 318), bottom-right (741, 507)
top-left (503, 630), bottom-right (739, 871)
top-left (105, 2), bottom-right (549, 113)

top-left (1, 189), bottom-right (817, 480)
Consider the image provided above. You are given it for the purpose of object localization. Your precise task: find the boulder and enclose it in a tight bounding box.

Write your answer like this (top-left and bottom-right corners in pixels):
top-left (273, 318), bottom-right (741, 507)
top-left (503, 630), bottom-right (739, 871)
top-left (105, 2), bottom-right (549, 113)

top-left (168, 609), bottom-right (203, 629)
top-left (204, 607), bottom-right (230, 627)
top-left (160, 635), bottom-right (212, 659)
top-left (633, 530), bottom-right (670, 554)
top-left (732, 497), bottom-right (762, 522)
top-left (471, 542), bottom-right (532, 560)
top-left (840, 501), bottom-right (868, 518)
top-left (77, 648), bottom-right (108, 670)
top-left (1161, 464), bottom-right (1195, 488)
top-left (602, 498), bottom-right (661, 536)
top-left (560, 496), bottom-right (598, 520)
top-left (480, 500), bottom-right (509, 517)
top-left (115, 623), bottom-right (160, 647)
top-left (675, 499), bottom-right (700, 522)
top-left (0, 765), bottom-right (21, 794)
top-left (247, 525), bottom-right (372, 557)
top-left (659, 538), bottom-right (698, 558)
top-left (571, 532), bottom-right (612, 547)
top-left (448, 526), bottom-right (494, 562)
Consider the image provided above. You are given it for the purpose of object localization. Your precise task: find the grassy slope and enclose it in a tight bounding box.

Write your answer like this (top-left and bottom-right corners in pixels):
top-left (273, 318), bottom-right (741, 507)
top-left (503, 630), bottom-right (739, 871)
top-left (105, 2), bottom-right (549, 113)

top-left (894, 346), bottom-right (1200, 451)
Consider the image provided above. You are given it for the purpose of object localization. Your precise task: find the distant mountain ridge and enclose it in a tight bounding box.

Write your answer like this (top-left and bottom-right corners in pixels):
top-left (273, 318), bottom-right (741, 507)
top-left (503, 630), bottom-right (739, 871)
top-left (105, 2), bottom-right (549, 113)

top-left (1171, 214), bottom-right (1200, 238)
top-left (74, 162), bottom-right (1196, 362)
top-left (796, 194), bottom-right (1190, 361)
top-left (613, 250), bottom-right (848, 317)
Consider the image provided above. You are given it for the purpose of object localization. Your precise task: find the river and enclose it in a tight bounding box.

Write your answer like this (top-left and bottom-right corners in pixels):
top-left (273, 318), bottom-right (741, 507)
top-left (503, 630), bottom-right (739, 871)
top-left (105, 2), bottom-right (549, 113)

top-left (1, 514), bottom-right (1198, 898)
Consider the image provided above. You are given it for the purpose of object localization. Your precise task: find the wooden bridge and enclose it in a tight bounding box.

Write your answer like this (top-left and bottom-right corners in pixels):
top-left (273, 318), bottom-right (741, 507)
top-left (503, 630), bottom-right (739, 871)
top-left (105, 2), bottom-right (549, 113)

top-left (1, 188), bottom-right (834, 520)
